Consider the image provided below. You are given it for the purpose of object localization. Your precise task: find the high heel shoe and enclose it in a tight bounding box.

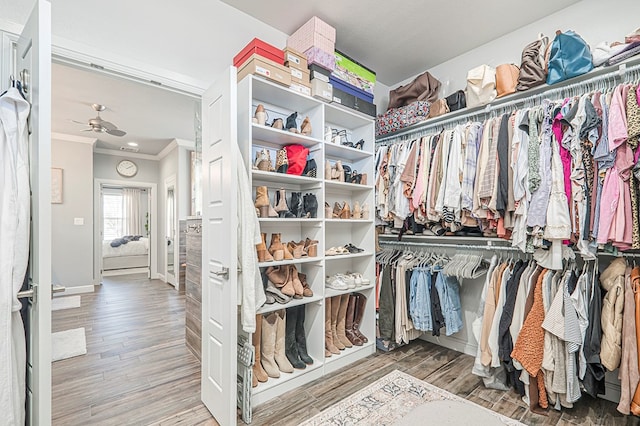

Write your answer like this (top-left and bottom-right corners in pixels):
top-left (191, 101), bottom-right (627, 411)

top-left (361, 203), bottom-right (370, 220)
top-left (290, 192), bottom-right (304, 218)
top-left (254, 186), bottom-right (277, 218)
top-left (303, 158), bottom-right (317, 178)
top-left (275, 149), bottom-right (289, 174)
top-left (333, 202), bottom-right (343, 219)
top-left (304, 238), bottom-right (318, 257)
top-left (254, 104), bottom-right (267, 126)
top-left (303, 193), bottom-right (318, 218)
top-left (339, 201), bottom-right (351, 219)
top-left (256, 232), bottom-right (274, 262)
top-left (271, 118), bottom-right (284, 130)
top-left (324, 202), bottom-right (332, 218)
top-left (325, 160), bottom-right (331, 181)
top-left (254, 148), bottom-right (271, 171)
top-left (268, 233), bottom-right (286, 261)
top-left (285, 112), bottom-right (299, 133)
top-left (300, 116), bottom-right (312, 136)
top-left (298, 271), bottom-right (313, 297)
top-left (352, 201), bottom-right (362, 219)
top-left (274, 189), bottom-right (295, 218)
top-left (336, 161), bottom-right (345, 182)
top-left (354, 139), bottom-right (364, 150)
top-left (287, 241), bottom-right (307, 259)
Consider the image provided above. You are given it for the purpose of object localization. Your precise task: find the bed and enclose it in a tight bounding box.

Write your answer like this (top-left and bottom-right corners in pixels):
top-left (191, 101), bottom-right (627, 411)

top-left (102, 237), bottom-right (150, 272)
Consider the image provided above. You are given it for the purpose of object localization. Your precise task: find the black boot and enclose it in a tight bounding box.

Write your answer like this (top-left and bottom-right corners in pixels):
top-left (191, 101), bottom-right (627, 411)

top-left (303, 193), bottom-right (318, 218)
top-left (285, 306), bottom-right (306, 369)
top-left (285, 112), bottom-right (298, 132)
top-left (295, 305), bottom-right (313, 365)
top-left (275, 190), bottom-right (295, 218)
top-left (290, 192), bottom-right (304, 218)
top-left (303, 158), bottom-right (317, 178)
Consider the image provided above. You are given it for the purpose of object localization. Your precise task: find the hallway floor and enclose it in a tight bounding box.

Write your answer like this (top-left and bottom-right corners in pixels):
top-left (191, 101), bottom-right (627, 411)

top-left (52, 275), bottom-right (638, 425)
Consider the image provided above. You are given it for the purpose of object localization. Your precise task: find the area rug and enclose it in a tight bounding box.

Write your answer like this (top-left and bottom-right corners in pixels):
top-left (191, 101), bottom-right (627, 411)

top-left (52, 295), bottom-right (81, 311)
top-left (52, 327), bottom-right (87, 361)
top-left (300, 370), bottom-right (525, 426)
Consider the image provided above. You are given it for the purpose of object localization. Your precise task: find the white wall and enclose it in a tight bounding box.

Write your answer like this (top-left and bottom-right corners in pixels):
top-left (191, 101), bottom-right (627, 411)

top-left (94, 153), bottom-right (160, 183)
top-left (158, 146), bottom-right (179, 280)
top-left (52, 139), bottom-right (94, 288)
top-left (390, 0), bottom-right (640, 98)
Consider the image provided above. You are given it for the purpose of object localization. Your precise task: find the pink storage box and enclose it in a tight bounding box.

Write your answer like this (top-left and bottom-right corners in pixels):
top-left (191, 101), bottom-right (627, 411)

top-left (304, 46), bottom-right (336, 72)
top-left (287, 16), bottom-right (336, 53)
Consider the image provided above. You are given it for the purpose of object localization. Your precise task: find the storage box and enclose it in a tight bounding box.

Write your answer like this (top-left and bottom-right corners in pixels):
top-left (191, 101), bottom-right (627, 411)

top-left (332, 50), bottom-right (376, 95)
top-left (289, 82), bottom-right (312, 97)
top-left (329, 75), bottom-right (374, 103)
top-left (289, 66), bottom-right (310, 86)
top-left (311, 78), bottom-right (333, 102)
top-left (332, 87), bottom-right (377, 118)
top-left (237, 54), bottom-right (292, 87)
top-left (233, 38), bottom-right (284, 68)
top-left (304, 46), bottom-right (336, 72)
top-left (309, 63), bottom-right (330, 82)
top-left (375, 101), bottom-right (430, 136)
top-left (283, 47), bottom-right (308, 70)
top-left (287, 16), bottom-right (336, 53)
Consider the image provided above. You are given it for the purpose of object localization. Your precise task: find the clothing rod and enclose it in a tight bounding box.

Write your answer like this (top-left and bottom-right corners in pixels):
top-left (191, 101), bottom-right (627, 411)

top-left (378, 240), bottom-right (521, 252)
top-left (376, 56), bottom-right (640, 144)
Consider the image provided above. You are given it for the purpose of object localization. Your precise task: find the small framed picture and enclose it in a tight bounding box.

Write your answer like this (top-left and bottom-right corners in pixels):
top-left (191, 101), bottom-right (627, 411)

top-left (51, 168), bottom-right (63, 204)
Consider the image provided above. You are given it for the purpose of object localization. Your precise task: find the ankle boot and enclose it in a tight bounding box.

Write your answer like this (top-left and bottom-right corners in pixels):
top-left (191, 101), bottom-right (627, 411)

top-left (266, 265), bottom-right (295, 297)
top-left (290, 192), bottom-right (304, 218)
top-left (274, 189), bottom-right (295, 218)
top-left (271, 118), bottom-right (284, 130)
top-left (268, 233), bottom-right (285, 261)
top-left (254, 186), bottom-right (271, 218)
top-left (303, 193), bottom-right (318, 218)
top-left (254, 104), bottom-right (267, 126)
top-left (324, 202), bottom-right (332, 219)
top-left (261, 313), bottom-right (280, 378)
top-left (325, 298), bottom-right (339, 356)
top-left (330, 296), bottom-right (345, 350)
top-left (325, 160), bottom-right (331, 181)
top-left (295, 305), bottom-right (313, 365)
top-left (336, 161), bottom-right (345, 182)
top-left (336, 294), bottom-right (353, 348)
top-left (254, 148), bottom-right (270, 171)
top-left (256, 232), bottom-right (274, 262)
top-left (353, 293), bottom-right (368, 343)
top-left (275, 149), bottom-right (289, 174)
top-left (285, 306), bottom-right (306, 369)
top-left (298, 272), bottom-right (313, 297)
top-left (345, 295), bottom-right (363, 346)
top-left (253, 314), bottom-right (269, 386)
top-left (289, 265), bottom-right (305, 297)
top-left (285, 112), bottom-right (299, 133)
top-left (352, 201), bottom-right (362, 219)
top-left (274, 310), bottom-right (294, 373)
top-left (339, 201), bottom-right (351, 219)
top-left (282, 241), bottom-right (294, 260)
top-left (300, 116), bottom-right (312, 135)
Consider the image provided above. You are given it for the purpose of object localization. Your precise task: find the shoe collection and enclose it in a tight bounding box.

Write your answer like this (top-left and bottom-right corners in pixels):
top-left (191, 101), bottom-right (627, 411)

top-left (254, 187), bottom-right (318, 219)
top-left (325, 201), bottom-right (370, 220)
top-left (262, 264), bottom-right (313, 300)
top-left (325, 273), bottom-right (370, 290)
top-left (256, 233), bottom-right (318, 262)
top-left (325, 243), bottom-right (364, 256)
top-left (253, 104), bottom-right (312, 136)
top-left (325, 293), bottom-right (368, 357)
top-left (324, 160), bottom-right (367, 185)
top-left (253, 148), bottom-right (317, 178)
top-left (324, 126), bottom-right (365, 150)
top-left (252, 307), bottom-right (313, 387)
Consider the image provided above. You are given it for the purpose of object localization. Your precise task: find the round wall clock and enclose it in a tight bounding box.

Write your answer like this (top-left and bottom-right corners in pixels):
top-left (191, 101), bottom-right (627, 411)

top-left (116, 159), bottom-right (138, 177)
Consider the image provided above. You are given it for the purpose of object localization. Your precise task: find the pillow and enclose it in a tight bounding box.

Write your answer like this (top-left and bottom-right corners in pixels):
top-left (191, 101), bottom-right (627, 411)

top-left (110, 239), bottom-right (123, 248)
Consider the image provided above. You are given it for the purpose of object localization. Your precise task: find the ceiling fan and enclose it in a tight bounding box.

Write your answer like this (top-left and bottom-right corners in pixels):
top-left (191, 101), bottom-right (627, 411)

top-left (72, 103), bottom-right (127, 137)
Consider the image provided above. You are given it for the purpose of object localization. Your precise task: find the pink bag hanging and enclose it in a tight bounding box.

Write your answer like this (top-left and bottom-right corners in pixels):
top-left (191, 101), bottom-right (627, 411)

top-left (285, 144), bottom-right (309, 176)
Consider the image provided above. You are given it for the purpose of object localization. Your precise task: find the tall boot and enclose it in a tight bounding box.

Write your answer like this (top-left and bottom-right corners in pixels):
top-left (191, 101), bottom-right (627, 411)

top-left (631, 267), bottom-right (640, 415)
top-left (261, 313), bottom-right (280, 378)
top-left (256, 232), bottom-right (274, 263)
top-left (353, 293), bottom-right (369, 343)
top-left (331, 296), bottom-right (345, 350)
top-left (252, 314), bottom-right (269, 387)
top-left (345, 294), bottom-right (363, 346)
top-left (274, 310), bottom-right (294, 373)
top-left (296, 306), bottom-right (313, 364)
top-left (290, 192), bottom-right (304, 218)
top-left (325, 298), bottom-right (339, 356)
top-left (336, 294), bottom-right (353, 348)
top-left (285, 307), bottom-right (306, 369)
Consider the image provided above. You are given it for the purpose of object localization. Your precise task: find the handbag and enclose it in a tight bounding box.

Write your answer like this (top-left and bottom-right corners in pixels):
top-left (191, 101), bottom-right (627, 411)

top-left (465, 64), bottom-right (496, 108)
top-left (284, 144), bottom-right (309, 176)
top-left (427, 99), bottom-right (450, 119)
top-left (546, 30), bottom-right (593, 85)
top-left (387, 71), bottom-right (441, 110)
top-left (496, 64), bottom-right (520, 98)
top-left (445, 90), bottom-right (466, 112)
top-left (516, 34), bottom-right (549, 91)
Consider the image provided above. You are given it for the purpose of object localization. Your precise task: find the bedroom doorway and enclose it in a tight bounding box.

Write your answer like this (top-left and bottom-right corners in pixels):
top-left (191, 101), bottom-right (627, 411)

top-left (95, 179), bottom-right (158, 283)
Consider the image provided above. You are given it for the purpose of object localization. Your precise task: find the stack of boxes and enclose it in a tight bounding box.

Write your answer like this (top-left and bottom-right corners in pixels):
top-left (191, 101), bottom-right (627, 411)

top-left (233, 38), bottom-right (291, 87)
top-left (330, 50), bottom-right (377, 117)
top-left (283, 47), bottom-right (311, 96)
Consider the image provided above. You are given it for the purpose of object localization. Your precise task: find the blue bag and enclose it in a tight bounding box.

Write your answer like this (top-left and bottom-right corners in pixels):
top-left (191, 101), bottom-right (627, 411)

top-left (546, 30), bottom-right (593, 85)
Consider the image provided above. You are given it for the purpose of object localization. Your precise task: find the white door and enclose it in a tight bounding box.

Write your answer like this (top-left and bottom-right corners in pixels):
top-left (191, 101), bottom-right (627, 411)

top-left (200, 67), bottom-right (238, 425)
top-left (18, 0), bottom-right (52, 424)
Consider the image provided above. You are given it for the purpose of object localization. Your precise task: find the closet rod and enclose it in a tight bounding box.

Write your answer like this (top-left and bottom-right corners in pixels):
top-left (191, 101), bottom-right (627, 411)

top-left (376, 56), bottom-right (640, 144)
top-left (378, 240), bottom-right (521, 252)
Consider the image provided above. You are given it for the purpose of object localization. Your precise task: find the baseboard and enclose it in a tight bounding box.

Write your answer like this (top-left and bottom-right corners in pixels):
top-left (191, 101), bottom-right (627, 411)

top-left (102, 267), bottom-right (149, 277)
top-left (59, 285), bottom-right (95, 295)
top-left (419, 334), bottom-right (478, 358)
top-left (156, 273), bottom-right (166, 282)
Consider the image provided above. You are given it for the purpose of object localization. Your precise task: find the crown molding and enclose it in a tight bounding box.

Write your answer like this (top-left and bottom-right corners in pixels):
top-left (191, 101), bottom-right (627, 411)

top-left (157, 140), bottom-right (178, 160)
top-left (93, 148), bottom-right (159, 161)
top-left (51, 132), bottom-right (98, 146)
top-left (174, 138), bottom-right (196, 149)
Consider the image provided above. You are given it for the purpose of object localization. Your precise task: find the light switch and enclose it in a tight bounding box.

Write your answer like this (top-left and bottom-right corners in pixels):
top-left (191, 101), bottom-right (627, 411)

top-left (74, 217), bottom-right (84, 226)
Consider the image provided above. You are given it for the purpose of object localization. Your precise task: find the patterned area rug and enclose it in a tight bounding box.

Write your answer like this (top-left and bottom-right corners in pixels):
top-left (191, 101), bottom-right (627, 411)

top-left (300, 370), bottom-right (525, 426)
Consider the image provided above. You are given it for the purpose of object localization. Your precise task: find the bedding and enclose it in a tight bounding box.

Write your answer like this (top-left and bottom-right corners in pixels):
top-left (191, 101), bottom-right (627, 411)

top-left (102, 237), bottom-right (149, 258)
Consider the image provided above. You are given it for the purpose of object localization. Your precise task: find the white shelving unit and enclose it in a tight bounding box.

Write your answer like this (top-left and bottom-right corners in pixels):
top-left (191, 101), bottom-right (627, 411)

top-left (237, 74), bottom-right (376, 408)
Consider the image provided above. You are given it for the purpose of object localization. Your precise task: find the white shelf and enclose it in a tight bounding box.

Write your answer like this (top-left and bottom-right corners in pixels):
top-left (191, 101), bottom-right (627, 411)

top-left (258, 257), bottom-right (322, 268)
top-left (252, 356), bottom-right (324, 406)
top-left (324, 142), bottom-right (371, 162)
top-left (325, 284), bottom-right (375, 298)
top-left (325, 102), bottom-right (375, 129)
top-left (251, 75), bottom-right (321, 111)
top-left (323, 343), bottom-right (376, 374)
top-left (324, 180), bottom-right (374, 192)
top-left (324, 251), bottom-right (372, 260)
top-left (252, 123), bottom-right (324, 149)
top-left (252, 170), bottom-right (321, 186)
top-left (259, 218), bottom-right (322, 224)
top-left (325, 218), bottom-right (373, 224)
top-left (257, 294), bottom-right (323, 315)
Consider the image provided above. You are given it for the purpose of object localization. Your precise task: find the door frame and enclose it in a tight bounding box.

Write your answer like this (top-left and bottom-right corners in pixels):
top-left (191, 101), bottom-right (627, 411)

top-left (163, 174), bottom-right (177, 287)
top-left (94, 178), bottom-right (158, 283)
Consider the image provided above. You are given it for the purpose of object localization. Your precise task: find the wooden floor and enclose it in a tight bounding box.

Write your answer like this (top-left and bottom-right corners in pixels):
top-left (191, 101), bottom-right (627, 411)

top-left (53, 275), bottom-right (639, 426)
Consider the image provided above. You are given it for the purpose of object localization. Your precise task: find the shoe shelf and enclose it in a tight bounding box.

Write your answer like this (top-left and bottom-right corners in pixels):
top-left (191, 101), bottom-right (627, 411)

top-left (258, 257), bottom-right (323, 268)
top-left (324, 283), bottom-right (375, 299)
top-left (259, 218), bottom-right (322, 224)
top-left (252, 170), bottom-right (321, 186)
top-left (324, 180), bottom-right (374, 192)
top-left (252, 124), bottom-right (324, 149)
top-left (324, 142), bottom-right (372, 162)
top-left (324, 251), bottom-right (373, 260)
top-left (323, 342), bottom-right (376, 374)
top-left (257, 294), bottom-right (324, 315)
top-left (252, 356), bottom-right (324, 406)
top-left (325, 218), bottom-right (374, 224)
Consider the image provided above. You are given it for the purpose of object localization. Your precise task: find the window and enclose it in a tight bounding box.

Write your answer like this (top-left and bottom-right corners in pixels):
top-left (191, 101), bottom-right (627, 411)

top-left (103, 192), bottom-right (124, 240)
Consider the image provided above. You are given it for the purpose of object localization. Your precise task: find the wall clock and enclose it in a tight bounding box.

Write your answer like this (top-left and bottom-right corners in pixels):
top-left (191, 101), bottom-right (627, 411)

top-left (116, 159), bottom-right (138, 178)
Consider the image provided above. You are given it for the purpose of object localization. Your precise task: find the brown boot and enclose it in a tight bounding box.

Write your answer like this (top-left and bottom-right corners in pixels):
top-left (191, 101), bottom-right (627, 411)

top-left (345, 294), bottom-right (363, 346)
top-left (261, 313), bottom-right (280, 378)
top-left (252, 314), bottom-right (269, 387)
top-left (298, 272), bottom-right (313, 297)
top-left (256, 233), bottom-right (274, 263)
top-left (353, 293), bottom-right (369, 343)
top-left (289, 265), bottom-right (304, 297)
top-left (631, 267), bottom-right (640, 415)
top-left (274, 310), bottom-right (294, 373)
top-left (325, 298), bottom-right (339, 355)
top-left (336, 294), bottom-right (353, 348)
top-left (266, 266), bottom-right (295, 297)
top-left (331, 296), bottom-right (345, 350)
top-left (268, 233), bottom-right (285, 261)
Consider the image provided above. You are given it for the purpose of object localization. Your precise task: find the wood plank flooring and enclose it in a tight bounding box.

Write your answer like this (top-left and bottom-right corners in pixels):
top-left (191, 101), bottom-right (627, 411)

top-left (53, 274), bottom-right (639, 425)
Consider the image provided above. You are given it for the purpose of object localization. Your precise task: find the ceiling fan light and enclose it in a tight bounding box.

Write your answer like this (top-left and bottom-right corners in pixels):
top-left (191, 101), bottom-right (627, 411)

top-left (127, 142), bottom-right (138, 147)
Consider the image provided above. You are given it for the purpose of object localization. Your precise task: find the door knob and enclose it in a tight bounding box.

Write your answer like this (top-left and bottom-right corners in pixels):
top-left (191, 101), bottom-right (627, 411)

top-left (213, 267), bottom-right (229, 279)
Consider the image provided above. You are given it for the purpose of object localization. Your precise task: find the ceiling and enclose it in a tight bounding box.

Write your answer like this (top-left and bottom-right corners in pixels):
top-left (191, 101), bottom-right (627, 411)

top-left (52, 63), bottom-right (198, 156)
top-left (221, 0), bottom-right (581, 84)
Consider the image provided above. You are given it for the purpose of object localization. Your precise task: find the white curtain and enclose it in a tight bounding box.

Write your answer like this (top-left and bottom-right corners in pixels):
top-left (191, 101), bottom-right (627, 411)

top-left (123, 188), bottom-right (141, 236)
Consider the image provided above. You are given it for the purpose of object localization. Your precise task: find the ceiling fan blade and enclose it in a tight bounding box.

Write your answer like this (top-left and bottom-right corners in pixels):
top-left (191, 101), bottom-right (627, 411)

top-left (106, 129), bottom-right (127, 137)
top-left (100, 120), bottom-right (117, 131)
top-left (71, 119), bottom-right (88, 125)
top-left (80, 128), bottom-right (94, 132)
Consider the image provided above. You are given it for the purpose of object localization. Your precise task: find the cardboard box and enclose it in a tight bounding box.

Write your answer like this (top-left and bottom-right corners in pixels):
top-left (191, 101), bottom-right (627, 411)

top-left (283, 47), bottom-right (308, 70)
top-left (332, 87), bottom-right (376, 118)
top-left (329, 75), bottom-right (374, 103)
top-left (304, 46), bottom-right (336, 72)
top-left (287, 16), bottom-right (336, 53)
top-left (332, 50), bottom-right (376, 95)
top-left (289, 66), bottom-right (310, 86)
top-left (233, 38), bottom-right (284, 68)
top-left (237, 54), bottom-right (292, 87)
top-left (289, 82), bottom-right (312, 97)
top-left (309, 63), bottom-right (330, 83)
top-left (311, 78), bottom-right (333, 102)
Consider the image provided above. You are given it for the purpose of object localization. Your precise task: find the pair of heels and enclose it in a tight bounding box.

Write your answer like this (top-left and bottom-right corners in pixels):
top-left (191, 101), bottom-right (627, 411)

top-left (254, 106), bottom-right (312, 136)
top-left (271, 189), bottom-right (318, 219)
top-left (324, 201), bottom-right (370, 220)
top-left (327, 128), bottom-right (365, 150)
top-left (288, 238), bottom-right (318, 258)
top-left (325, 160), bottom-right (345, 182)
